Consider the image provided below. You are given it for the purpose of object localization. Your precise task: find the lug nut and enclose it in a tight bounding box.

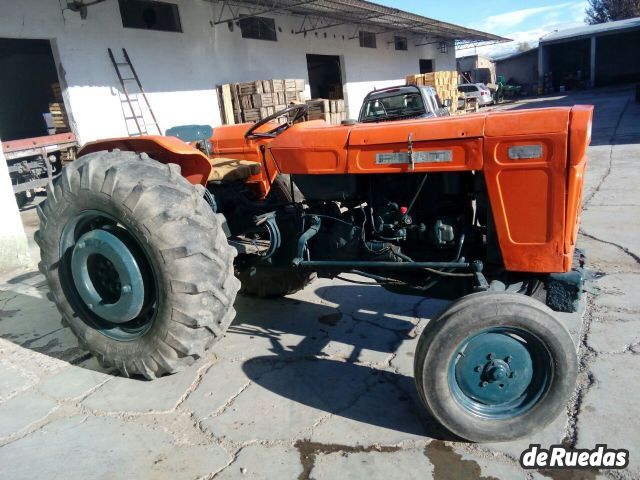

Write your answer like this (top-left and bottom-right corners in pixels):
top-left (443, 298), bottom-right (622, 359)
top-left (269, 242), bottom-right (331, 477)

top-left (474, 365), bottom-right (482, 372)
top-left (480, 381), bottom-right (488, 387)
top-left (487, 353), bottom-right (494, 360)
top-left (122, 284), bottom-right (131, 294)
top-left (76, 241), bottom-right (85, 249)
top-left (505, 356), bottom-right (512, 363)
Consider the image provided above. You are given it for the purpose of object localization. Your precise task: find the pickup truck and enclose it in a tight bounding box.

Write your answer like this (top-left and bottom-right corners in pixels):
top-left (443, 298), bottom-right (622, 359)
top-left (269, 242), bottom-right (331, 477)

top-left (358, 85), bottom-right (450, 123)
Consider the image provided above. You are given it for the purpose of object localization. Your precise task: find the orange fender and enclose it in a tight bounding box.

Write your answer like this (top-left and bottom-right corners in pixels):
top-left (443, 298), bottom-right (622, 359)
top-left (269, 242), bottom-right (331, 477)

top-left (78, 136), bottom-right (212, 186)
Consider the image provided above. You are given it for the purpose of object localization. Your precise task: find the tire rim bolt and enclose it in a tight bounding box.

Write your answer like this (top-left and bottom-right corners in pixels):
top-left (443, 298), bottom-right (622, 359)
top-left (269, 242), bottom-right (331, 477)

top-left (77, 241), bottom-right (85, 249)
top-left (122, 284), bottom-right (131, 294)
top-left (480, 381), bottom-right (488, 387)
top-left (505, 355), bottom-right (512, 363)
top-left (487, 353), bottom-right (494, 360)
top-left (474, 365), bottom-right (482, 372)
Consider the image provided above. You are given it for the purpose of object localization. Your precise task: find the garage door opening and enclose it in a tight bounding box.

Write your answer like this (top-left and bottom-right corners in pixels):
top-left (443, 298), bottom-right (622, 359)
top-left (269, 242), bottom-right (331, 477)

top-left (548, 39), bottom-right (591, 90)
top-left (306, 54), bottom-right (343, 99)
top-left (0, 38), bottom-right (61, 141)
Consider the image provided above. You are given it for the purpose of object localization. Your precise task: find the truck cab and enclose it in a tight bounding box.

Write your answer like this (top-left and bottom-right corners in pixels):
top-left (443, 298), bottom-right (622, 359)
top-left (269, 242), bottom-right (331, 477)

top-left (358, 85), bottom-right (450, 123)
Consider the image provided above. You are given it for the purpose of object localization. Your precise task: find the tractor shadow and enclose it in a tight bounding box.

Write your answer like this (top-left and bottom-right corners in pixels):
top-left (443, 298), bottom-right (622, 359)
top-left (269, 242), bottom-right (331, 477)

top-left (230, 283), bottom-right (460, 441)
top-left (0, 270), bottom-right (106, 371)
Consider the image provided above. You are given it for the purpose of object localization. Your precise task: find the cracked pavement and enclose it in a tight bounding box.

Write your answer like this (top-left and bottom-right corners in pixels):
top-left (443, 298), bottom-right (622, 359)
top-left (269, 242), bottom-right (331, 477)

top-left (1, 86), bottom-right (639, 479)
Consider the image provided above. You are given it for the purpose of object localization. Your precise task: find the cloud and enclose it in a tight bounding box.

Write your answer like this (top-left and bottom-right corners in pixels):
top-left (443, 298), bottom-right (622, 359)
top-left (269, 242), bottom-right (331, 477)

top-left (481, 3), bottom-right (571, 30)
top-left (478, 1), bottom-right (588, 33)
top-left (461, 1), bottom-right (590, 59)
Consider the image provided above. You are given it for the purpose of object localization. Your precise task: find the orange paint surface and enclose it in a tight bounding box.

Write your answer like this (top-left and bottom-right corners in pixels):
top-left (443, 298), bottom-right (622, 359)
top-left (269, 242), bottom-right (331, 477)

top-left (79, 136), bottom-right (212, 186)
top-left (79, 105), bottom-right (593, 274)
top-left (483, 133), bottom-right (569, 272)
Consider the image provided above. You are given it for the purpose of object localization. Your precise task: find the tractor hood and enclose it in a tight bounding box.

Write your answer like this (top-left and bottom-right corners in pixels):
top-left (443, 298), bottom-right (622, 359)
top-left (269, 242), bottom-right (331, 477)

top-left (347, 107), bottom-right (571, 146)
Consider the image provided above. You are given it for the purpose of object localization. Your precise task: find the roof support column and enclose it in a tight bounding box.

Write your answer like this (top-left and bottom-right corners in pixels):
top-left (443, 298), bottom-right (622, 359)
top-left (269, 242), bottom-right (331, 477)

top-left (537, 45), bottom-right (545, 93)
top-left (590, 35), bottom-right (597, 88)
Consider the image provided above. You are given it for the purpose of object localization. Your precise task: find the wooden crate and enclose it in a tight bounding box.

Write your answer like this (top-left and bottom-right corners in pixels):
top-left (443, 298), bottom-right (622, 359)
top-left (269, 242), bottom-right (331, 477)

top-left (51, 83), bottom-right (63, 102)
top-left (49, 101), bottom-right (70, 132)
top-left (237, 81), bottom-right (263, 95)
top-left (218, 78), bottom-right (306, 124)
top-left (253, 93), bottom-right (275, 108)
top-left (329, 99), bottom-right (345, 113)
top-left (271, 79), bottom-right (284, 92)
top-left (406, 71), bottom-right (458, 114)
top-left (285, 91), bottom-right (298, 103)
top-left (306, 98), bottom-right (346, 124)
top-left (239, 94), bottom-right (253, 109)
top-left (218, 84), bottom-right (235, 125)
top-left (243, 108), bottom-right (260, 122)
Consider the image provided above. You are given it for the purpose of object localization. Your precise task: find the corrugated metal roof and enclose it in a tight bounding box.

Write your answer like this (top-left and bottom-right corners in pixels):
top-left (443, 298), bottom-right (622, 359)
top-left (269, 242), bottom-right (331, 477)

top-left (493, 47), bottom-right (538, 62)
top-left (540, 16), bottom-right (640, 44)
top-left (209, 0), bottom-right (508, 45)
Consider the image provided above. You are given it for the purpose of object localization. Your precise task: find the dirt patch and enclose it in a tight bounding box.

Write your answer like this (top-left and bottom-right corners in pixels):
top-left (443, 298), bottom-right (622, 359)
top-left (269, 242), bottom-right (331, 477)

top-left (538, 468), bottom-right (599, 480)
top-left (423, 441), bottom-right (499, 480)
top-left (294, 439), bottom-right (400, 480)
top-left (0, 309), bottom-right (19, 319)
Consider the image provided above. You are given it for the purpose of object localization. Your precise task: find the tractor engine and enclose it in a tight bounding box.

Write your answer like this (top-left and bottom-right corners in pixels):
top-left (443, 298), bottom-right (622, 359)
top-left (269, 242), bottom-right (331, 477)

top-left (294, 172), bottom-right (477, 265)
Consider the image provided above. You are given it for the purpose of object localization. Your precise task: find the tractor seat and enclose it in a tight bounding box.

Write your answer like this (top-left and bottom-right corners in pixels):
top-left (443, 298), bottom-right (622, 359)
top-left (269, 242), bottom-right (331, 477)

top-left (208, 158), bottom-right (261, 182)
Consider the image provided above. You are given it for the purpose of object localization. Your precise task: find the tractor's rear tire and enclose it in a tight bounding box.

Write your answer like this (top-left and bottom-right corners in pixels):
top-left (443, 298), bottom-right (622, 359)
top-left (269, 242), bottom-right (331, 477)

top-left (237, 173), bottom-right (315, 298)
top-left (35, 150), bottom-right (240, 379)
top-left (266, 173), bottom-right (304, 204)
top-left (414, 292), bottom-right (577, 442)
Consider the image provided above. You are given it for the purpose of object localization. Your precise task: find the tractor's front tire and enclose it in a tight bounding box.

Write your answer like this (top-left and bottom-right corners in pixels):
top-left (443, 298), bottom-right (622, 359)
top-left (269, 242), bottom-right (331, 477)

top-left (36, 151), bottom-right (240, 379)
top-left (414, 292), bottom-right (577, 442)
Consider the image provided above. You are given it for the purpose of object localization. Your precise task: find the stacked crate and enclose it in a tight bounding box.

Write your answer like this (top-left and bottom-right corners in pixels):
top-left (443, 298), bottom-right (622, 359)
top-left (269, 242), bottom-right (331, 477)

top-left (406, 71), bottom-right (459, 114)
top-left (49, 83), bottom-right (71, 133)
top-left (305, 99), bottom-right (347, 125)
top-left (218, 79), bottom-right (306, 124)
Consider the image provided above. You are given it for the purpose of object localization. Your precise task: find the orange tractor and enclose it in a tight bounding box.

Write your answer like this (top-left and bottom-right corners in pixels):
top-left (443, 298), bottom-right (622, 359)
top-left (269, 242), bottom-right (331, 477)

top-left (36, 103), bottom-right (592, 442)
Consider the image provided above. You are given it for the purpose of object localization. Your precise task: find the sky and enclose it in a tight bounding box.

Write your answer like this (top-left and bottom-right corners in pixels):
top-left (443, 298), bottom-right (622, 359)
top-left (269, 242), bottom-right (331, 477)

top-left (375, 0), bottom-right (590, 58)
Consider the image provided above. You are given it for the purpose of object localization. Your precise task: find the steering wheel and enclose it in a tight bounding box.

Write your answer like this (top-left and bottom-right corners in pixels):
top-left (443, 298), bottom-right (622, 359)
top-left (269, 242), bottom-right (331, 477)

top-left (244, 104), bottom-right (309, 139)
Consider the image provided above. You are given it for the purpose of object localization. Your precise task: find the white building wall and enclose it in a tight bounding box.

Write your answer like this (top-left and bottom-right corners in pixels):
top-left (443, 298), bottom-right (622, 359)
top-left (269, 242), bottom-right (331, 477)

top-left (0, 0), bottom-right (455, 144)
top-left (0, 139), bottom-right (31, 271)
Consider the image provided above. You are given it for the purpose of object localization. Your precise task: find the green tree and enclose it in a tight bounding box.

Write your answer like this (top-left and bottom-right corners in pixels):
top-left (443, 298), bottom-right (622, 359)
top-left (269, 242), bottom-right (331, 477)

top-left (586, 0), bottom-right (640, 24)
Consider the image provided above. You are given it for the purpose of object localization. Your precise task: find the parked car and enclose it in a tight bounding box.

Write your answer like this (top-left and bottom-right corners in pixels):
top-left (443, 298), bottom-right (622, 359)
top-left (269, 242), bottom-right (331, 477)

top-left (458, 83), bottom-right (493, 106)
top-left (358, 85), bottom-right (450, 123)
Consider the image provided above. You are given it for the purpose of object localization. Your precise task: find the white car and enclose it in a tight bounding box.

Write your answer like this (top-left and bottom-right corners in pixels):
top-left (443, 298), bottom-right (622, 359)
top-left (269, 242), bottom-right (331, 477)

top-left (458, 83), bottom-right (493, 106)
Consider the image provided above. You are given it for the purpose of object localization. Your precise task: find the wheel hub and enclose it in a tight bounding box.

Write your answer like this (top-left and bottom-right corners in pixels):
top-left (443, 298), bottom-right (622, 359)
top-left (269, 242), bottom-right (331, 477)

top-left (453, 331), bottom-right (534, 408)
top-left (483, 358), bottom-right (511, 382)
top-left (70, 229), bottom-right (145, 323)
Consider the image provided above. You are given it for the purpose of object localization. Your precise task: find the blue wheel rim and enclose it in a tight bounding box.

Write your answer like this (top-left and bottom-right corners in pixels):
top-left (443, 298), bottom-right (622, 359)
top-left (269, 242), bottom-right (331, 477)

top-left (59, 210), bottom-right (158, 341)
top-left (447, 327), bottom-right (552, 419)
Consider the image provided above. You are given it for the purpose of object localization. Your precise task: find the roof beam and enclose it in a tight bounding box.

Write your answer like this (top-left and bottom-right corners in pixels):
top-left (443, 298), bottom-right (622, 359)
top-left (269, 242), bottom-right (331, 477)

top-left (214, 0), bottom-right (318, 25)
top-left (207, 0), bottom-right (509, 43)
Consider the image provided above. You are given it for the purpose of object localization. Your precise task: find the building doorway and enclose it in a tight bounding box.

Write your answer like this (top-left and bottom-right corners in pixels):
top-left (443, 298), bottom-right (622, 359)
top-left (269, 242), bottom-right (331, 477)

top-left (419, 59), bottom-right (434, 73)
top-left (0, 38), bottom-right (62, 141)
top-left (306, 54), bottom-right (343, 99)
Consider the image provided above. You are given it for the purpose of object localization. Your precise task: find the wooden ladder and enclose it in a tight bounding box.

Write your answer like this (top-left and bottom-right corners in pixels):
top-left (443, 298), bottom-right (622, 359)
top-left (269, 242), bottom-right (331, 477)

top-left (108, 47), bottom-right (162, 136)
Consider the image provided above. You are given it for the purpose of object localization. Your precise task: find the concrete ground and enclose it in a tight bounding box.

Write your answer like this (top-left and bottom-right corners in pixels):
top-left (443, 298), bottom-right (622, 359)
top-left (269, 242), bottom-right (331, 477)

top-left (1, 86), bottom-right (639, 480)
